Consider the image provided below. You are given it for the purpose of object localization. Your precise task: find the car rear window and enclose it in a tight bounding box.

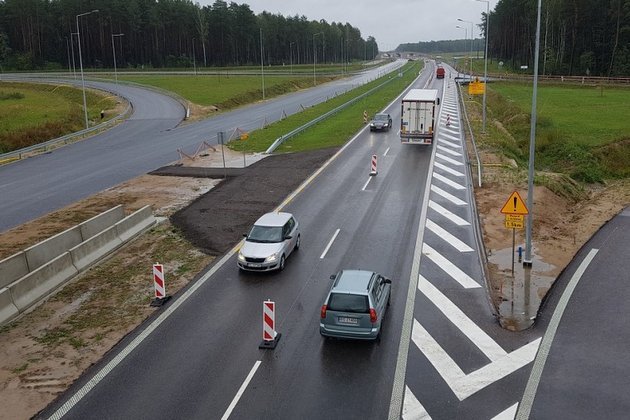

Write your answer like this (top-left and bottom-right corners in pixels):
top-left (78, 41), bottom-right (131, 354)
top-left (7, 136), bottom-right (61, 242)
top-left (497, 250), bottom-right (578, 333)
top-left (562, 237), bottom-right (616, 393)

top-left (328, 293), bottom-right (369, 313)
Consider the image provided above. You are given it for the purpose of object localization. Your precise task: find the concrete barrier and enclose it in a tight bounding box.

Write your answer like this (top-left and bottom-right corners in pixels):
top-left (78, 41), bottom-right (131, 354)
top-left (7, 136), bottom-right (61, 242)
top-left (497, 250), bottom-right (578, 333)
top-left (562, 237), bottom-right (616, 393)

top-left (24, 226), bottom-right (82, 271)
top-left (70, 225), bottom-right (123, 272)
top-left (0, 252), bottom-right (29, 288)
top-left (79, 205), bottom-right (125, 241)
top-left (10, 253), bottom-right (78, 312)
top-left (115, 206), bottom-right (156, 242)
top-left (0, 287), bottom-right (19, 325)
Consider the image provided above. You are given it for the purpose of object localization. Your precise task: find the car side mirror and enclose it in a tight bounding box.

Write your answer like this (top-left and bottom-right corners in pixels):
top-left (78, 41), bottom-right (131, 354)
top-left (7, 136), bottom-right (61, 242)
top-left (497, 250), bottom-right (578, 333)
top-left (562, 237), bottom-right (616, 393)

top-left (330, 274), bottom-right (336, 280)
top-left (437, 98), bottom-right (440, 105)
top-left (285, 235), bottom-right (292, 240)
top-left (243, 233), bottom-right (247, 237)
top-left (383, 278), bottom-right (392, 284)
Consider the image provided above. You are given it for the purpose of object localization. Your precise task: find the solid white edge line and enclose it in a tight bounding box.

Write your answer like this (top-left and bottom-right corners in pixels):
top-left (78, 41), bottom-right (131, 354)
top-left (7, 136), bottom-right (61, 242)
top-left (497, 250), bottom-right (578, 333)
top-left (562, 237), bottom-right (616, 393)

top-left (361, 177), bottom-right (372, 191)
top-left (320, 228), bottom-right (341, 259)
top-left (221, 360), bottom-right (262, 420)
top-left (46, 65), bottom-right (420, 420)
top-left (388, 71), bottom-right (442, 420)
top-left (515, 248), bottom-right (599, 420)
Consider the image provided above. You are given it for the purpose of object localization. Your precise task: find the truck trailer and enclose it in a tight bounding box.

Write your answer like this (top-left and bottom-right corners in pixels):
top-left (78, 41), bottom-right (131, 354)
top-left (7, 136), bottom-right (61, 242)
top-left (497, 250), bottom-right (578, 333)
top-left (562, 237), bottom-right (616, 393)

top-left (400, 89), bottom-right (439, 145)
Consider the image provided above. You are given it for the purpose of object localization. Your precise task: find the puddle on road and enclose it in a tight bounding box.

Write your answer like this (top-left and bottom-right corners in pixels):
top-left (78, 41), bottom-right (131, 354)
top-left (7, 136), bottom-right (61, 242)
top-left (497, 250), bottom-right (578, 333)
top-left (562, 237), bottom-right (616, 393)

top-left (490, 245), bottom-right (557, 331)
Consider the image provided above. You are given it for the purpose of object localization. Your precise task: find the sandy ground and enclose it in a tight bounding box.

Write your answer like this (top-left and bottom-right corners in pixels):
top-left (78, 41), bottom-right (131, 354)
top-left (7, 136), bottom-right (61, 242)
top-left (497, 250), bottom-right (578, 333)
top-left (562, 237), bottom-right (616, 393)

top-left (0, 139), bottom-right (628, 418)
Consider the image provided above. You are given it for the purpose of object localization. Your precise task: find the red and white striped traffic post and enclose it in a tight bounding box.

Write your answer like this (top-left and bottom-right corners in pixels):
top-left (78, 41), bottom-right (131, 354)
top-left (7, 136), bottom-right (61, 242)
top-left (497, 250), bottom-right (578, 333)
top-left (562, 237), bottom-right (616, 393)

top-left (259, 299), bottom-right (281, 349)
top-left (446, 114), bottom-right (451, 127)
top-left (369, 154), bottom-right (378, 176)
top-left (150, 263), bottom-right (171, 307)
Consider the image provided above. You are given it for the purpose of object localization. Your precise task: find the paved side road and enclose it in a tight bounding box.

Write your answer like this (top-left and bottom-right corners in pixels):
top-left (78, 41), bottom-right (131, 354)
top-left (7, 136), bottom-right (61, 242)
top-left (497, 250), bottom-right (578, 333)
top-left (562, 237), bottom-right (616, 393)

top-left (518, 206), bottom-right (630, 419)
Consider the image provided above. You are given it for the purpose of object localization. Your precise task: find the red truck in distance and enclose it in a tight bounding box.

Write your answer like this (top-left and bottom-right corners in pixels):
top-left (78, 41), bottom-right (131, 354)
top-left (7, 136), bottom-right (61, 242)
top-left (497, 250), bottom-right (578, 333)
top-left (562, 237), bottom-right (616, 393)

top-left (436, 66), bottom-right (445, 79)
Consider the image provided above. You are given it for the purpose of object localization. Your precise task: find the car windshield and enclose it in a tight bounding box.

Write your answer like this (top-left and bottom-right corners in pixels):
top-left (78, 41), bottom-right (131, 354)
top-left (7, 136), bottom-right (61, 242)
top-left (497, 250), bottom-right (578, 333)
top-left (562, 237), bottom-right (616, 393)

top-left (328, 293), bottom-right (369, 313)
top-left (247, 225), bottom-right (284, 243)
top-left (374, 114), bottom-right (388, 121)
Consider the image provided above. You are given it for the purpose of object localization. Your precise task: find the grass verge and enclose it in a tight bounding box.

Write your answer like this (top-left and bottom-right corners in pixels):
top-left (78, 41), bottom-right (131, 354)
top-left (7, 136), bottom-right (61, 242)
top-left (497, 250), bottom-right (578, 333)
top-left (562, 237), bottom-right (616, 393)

top-left (229, 61), bottom-right (422, 153)
top-left (466, 82), bottom-right (630, 183)
top-left (0, 82), bottom-right (118, 154)
top-left (116, 73), bottom-right (337, 110)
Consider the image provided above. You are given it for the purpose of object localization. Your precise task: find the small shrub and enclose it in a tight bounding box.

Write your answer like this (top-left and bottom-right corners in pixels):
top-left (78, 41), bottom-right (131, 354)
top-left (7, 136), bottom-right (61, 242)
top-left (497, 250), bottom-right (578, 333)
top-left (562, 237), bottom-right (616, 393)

top-left (0, 91), bottom-right (25, 100)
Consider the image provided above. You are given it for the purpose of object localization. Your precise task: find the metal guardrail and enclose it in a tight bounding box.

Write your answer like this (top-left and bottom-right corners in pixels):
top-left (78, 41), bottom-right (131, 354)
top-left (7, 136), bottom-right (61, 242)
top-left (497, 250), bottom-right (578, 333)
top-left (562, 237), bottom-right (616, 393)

top-left (265, 66), bottom-right (411, 154)
top-left (457, 82), bottom-right (482, 188)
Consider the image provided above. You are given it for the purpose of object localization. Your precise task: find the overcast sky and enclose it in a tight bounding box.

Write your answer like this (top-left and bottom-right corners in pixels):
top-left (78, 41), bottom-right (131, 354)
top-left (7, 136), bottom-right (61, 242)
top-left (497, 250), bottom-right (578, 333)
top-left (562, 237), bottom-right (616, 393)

top-left (198, 0), bottom-right (494, 50)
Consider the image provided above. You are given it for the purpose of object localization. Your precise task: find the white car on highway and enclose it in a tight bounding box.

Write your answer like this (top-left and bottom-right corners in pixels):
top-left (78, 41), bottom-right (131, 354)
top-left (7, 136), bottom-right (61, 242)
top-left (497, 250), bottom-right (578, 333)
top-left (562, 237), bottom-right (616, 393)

top-left (237, 212), bottom-right (300, 272)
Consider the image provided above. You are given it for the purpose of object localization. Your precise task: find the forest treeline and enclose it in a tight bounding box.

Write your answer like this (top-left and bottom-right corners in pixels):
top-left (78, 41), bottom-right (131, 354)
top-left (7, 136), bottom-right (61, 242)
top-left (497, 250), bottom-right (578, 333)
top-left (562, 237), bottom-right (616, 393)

top-left (401, 0), bottom-right (630, 77)
top-left (0, 0), bottom-right (379, 70)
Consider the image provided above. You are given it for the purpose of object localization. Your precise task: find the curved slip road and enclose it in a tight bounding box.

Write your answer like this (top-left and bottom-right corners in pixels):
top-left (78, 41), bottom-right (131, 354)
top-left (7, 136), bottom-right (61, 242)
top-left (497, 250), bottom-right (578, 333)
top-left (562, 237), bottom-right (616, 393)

top-left (0, 61), bottom-right (405, 233)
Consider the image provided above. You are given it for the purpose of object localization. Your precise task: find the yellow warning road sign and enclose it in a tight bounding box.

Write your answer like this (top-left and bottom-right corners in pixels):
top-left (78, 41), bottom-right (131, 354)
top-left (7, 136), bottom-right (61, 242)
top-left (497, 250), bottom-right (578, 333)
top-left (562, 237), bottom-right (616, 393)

top-left (500, 191), bottom-right (529, 215)
top-left (468, 80), bottom-right (485, 95)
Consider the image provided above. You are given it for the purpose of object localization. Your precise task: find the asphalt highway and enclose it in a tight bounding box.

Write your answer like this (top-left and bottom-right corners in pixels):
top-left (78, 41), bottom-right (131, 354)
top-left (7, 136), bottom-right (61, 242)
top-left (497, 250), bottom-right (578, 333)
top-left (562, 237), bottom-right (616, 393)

top-left (39, 67), bottom-right (433, 420)
top-left (0, 61), bottom-right (404, 232)
top-left (37, 64), bottom-right (547, 420)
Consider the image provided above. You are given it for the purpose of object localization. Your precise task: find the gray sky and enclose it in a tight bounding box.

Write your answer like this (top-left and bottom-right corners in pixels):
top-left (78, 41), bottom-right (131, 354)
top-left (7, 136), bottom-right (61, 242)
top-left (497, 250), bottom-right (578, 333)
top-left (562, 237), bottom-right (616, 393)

top-left (198, 0), bottom-right (493, 50)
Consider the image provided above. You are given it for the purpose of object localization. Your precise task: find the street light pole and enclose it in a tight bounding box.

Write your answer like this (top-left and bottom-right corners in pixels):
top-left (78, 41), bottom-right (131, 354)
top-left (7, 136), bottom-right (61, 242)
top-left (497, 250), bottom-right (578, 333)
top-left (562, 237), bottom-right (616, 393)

top-left (260, 28), bottom-right (265, 99)
top-left (477, 0), bottom-right (490, 133)
top-left (70, 33), bottom-right (77, 79)
top-left (290, 41), bottom-right (295, 75)
top-left (313, 32), bottom-right (323, 86)
top-left (456, 25), bottom-right (467, 75)
top-left (457, 18), bottom-right (474, 76)
top-left (76, 9), bottom-right (99, 129)
top-left (65, 37), bottom-right (71, 74)
top-left (111, 33), bottom-right (124, 84)
top-left (192, 38), bottom-right (197, 75)
top-left (524, 0), bottom-right (543, 268)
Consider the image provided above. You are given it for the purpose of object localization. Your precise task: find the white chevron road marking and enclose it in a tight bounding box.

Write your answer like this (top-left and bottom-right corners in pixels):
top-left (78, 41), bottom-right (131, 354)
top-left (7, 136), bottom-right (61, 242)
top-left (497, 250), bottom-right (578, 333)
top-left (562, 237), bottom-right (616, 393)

top-left (428, 201), bottom-right (469, 226)
top-left (421, 244), bottom-right (479, 288)
top-left (402, 386), bottom-right (432, 420)
top-left (425, 220), bottom-right (472, 252)
top-left (412, 319), bottom-right (541, 400)
top-left (419, 276), bottom-right (503, 359)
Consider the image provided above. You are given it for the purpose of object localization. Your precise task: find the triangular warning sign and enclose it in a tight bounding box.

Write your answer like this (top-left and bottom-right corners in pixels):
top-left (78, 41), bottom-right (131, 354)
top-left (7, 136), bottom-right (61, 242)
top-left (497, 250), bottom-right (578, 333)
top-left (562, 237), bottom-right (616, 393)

top-left (500, 191), bottom-right (529, 215)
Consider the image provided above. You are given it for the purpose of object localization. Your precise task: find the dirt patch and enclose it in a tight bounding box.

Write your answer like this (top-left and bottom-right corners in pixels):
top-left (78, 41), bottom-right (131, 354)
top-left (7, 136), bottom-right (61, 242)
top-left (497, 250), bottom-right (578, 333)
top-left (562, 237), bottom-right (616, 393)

top-left (171, 148), bottom-right (338, 255)
top-left (474, 157), bottom-right (630, 318)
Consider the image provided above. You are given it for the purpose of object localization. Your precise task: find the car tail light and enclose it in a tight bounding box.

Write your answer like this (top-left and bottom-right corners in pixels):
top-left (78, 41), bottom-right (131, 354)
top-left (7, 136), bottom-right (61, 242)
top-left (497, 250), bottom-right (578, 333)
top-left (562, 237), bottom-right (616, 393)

top-left (320, 305), bottom-right (327, 319)
top-left (370, 308), bottom-right (378, 323)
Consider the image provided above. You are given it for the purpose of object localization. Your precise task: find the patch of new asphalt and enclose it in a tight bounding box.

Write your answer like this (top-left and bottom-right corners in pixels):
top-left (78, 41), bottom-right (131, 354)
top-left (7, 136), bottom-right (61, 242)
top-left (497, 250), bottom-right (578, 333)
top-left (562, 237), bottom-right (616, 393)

top-left (166, 148), bottom-right (339, 256)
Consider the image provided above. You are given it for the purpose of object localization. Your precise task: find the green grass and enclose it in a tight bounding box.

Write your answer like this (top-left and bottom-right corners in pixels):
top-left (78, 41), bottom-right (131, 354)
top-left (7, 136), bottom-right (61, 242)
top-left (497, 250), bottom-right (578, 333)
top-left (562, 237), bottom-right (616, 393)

top-left (117, 74), bottom-right (321, 108)
top-left (469, 82), bottom-right (630, 182)
top-left (0, 82), bottom-right (117, 153)
top-left (229, 61), bottom-right (422, 153)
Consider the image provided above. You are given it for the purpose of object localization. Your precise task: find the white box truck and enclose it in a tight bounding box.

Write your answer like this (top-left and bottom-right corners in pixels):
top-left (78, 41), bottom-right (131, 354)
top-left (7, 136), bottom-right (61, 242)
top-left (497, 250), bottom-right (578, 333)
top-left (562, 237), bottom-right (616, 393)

top-left (400, 89), bottom-right (439, 145)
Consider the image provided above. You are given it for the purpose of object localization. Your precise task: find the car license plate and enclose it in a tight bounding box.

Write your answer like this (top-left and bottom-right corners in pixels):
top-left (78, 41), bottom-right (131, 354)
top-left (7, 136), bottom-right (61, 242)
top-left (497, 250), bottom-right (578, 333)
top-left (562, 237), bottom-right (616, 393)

top-left (338, 316), bottom-right (358, 325)
top-left (249, 263), bottom-right (261, 268)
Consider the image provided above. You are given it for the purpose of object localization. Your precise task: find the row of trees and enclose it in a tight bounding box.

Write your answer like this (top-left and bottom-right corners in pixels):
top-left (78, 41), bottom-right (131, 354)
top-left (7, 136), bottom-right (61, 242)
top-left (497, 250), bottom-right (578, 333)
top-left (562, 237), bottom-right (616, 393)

top-left (0, 0), bottom-right (379, 70)
top-left (399, 0), bottom-right (630, 77)
top-left (487, 0), bottom-right (630, 76)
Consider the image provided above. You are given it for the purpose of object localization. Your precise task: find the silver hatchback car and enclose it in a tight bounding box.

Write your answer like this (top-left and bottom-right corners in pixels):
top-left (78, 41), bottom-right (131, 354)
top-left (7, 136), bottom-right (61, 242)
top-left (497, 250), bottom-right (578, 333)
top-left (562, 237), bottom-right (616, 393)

top-left (237, 212), bottom-right (300, 271)
top-left (320, 270), bottom-right (392, 340)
